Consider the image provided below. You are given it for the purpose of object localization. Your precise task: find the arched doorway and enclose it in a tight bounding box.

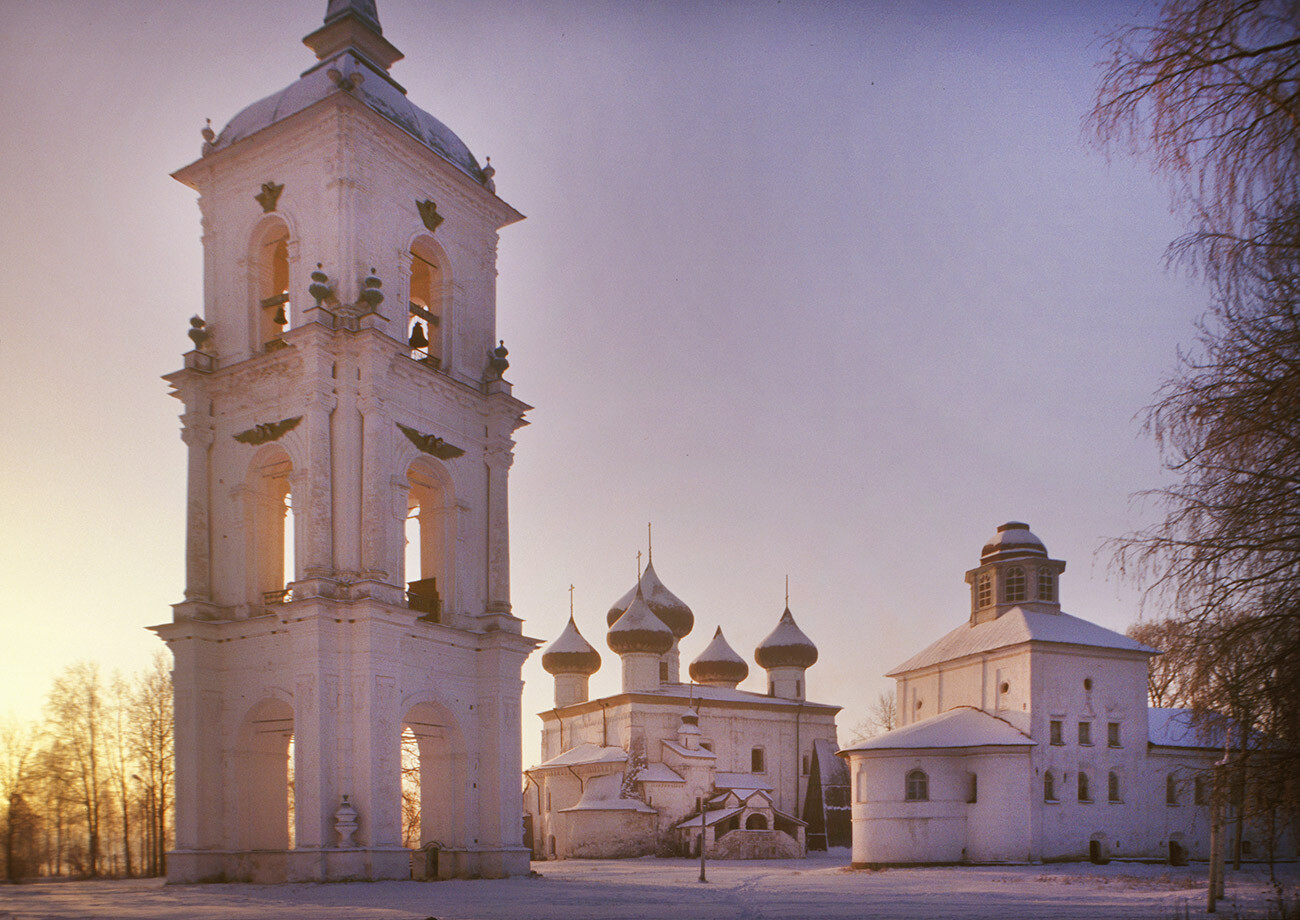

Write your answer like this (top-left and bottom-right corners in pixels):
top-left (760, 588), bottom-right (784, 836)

top-left (400, 701), bottom-right (468, 853)
top-left (1168, 835), bottom-right (1188, 866)
top-left (236, 698), bottom-right (294, 850)
top-left (745, 813), bottom-right (769, 830)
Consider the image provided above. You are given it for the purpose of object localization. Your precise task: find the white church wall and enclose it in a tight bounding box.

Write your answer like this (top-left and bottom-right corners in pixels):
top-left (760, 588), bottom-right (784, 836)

top-left (964, 751), bottom-right (1032, 862)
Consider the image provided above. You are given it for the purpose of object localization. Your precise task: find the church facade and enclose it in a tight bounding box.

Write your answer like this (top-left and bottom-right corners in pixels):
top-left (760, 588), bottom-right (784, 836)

top-left (152, 1), bottom-right (537, 882)
top-left (840, 523), bottom-right (1293, 867)
top-left (525, 561), bottom-right (847, 860)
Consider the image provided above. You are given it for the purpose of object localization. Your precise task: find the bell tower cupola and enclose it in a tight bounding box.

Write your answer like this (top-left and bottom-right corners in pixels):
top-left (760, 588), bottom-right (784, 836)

top-left (964, 522), bottom-right (1066, 625)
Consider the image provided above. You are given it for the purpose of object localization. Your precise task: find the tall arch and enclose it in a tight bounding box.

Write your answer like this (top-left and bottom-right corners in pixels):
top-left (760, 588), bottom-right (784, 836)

top-left (235, 697), bottom-right (294, 850)
top-left (244, 444), bottom-right (296, 609)
top-left (406, 235), bottom-right (452, 369)
top-left (400, 701), bottom-right (469, 853)
top-left (250, 216), bottom-right (294, 352)
top-left (405, 455), bottom-right (455, 619)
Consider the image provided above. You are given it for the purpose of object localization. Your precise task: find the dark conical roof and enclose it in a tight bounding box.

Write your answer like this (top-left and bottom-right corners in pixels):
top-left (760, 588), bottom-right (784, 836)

top-left (607, 561), bottom-right (694, 638)
top-left (754, 607), bottom-right (818, 669)
top-left (607, 589), bottom-right (674, 655)
top-left (541, 616), bottom-right (601, 676)
top-left (689, 627), bottom-right (750, 685)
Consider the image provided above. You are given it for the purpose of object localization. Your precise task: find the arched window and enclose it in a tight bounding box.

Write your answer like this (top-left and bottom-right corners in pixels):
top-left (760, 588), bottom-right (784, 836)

top-left (1166, 773), bottom-right (1179, 805)
top-left (406, 459), bottom-right (454, 621)
top-left (1004, 566), bottom-right (1027, 603)
top-left (1108, 771), bottom-right (1121, 803)
top-left (856, 768), bottom-right (868, 803)
top-left (751, 747), bottom-right (766, 774)
top-left (976, 573), bottom-right (992, 608)
top-left (255, 222), bottom-right (292, 351)
top-left (905, 769), bottom-right (928, 802)
top-left (408, 239), bottom-right (447, 369)
top-left (247, 447), bottom-right (295, 609)
top-left (1044, 771), bottom-right (1056, 802)
top-left (1037, 567), bottom-right (1055, 602)
top-left (1078, 771), bottom-right (1091, 802)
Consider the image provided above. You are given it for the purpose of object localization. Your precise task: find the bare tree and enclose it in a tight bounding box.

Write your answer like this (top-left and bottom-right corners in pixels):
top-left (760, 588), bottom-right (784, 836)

top-left (850, 691), bottom-right (897, 743)
top-left (45, 662), bottom-right (106, 877)
top-left (0, 716), bottom-right (40, 881)
top-left (128, 653), bottom-right (173, 876)
top-left (1094, 0), bottom-right (1300, 842)
top-left (1126, 619), bottom-right (1195, 708)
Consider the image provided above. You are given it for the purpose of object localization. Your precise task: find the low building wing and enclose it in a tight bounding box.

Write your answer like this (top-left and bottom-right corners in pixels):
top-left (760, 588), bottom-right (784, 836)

top-left (839, 706), bottom-right (1034, 753)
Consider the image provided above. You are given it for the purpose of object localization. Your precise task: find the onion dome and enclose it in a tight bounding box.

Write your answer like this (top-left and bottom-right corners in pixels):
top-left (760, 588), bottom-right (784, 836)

top-left (980, 521), bottom-right (1048, 563)
top-left (754, 607), bottom-right (819, 670)
top-left (607, 588), bottom-right (674, 655)
top-left (541, 616), bottom-right (601, 676)
top-left (606, 561), bottom-right (694, 638)
top-left (689, 627), bottom-right (750, 685)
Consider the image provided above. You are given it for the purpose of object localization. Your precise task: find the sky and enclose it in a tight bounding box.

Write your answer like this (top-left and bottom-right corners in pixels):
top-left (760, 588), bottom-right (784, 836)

top-left (0, 0), bottom-right (1203, 769)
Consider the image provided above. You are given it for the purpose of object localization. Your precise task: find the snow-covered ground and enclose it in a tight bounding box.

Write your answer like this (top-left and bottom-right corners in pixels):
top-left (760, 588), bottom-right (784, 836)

top-left (2, 853), bottom-right (1296, 920)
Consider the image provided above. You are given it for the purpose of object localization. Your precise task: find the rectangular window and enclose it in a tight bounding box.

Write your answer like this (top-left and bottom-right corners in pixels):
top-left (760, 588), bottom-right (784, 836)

top-left (1050, 720), bottom-right (1064, 745)
top-left (1078, 772), bottom-right (1091, 803)
top-left (967, 773), bottom-right (978, 804)
top-left (1195, 776), bottom-right (1208, 806)
top-left (751, 748), bottom-right (766, 774)
top-left (802, 753), bottom-right (811, 776)
top-left (1108, 722), bottom-right (1121, 748)
top-left (1078, 721), bottom-right (1092, 746)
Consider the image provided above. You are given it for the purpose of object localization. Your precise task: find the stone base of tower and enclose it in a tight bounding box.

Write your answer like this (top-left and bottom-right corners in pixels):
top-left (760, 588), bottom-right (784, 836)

top-left (167, 845), bottom-right (532, 883)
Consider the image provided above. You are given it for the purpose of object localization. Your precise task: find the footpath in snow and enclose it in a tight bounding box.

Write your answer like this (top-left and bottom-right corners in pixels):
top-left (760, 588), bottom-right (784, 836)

top-left (1, 853), bottom-right (1296, 920)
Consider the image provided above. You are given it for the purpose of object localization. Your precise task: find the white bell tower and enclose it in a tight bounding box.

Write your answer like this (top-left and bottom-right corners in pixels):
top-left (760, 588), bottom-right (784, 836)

top-left (152, 0), bottom-right (538, 882)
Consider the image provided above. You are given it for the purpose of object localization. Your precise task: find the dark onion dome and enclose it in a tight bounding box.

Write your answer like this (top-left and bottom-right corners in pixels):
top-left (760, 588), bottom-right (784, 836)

top-left (607, 589), bottom-right (674, 655)
top-left (606, 561), bottom-right (694, 639)
top-left (980, 521), bottom-right (1048, 563)
top-left (541, 616), bottom-right (601, 676)
top-left (754, 607), bottom-right (819, 670)
top-left (689, 627), bottom-right (750, 685)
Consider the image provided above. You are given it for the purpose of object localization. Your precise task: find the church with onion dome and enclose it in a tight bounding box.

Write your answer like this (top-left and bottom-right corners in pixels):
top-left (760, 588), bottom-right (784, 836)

top-left (524, 551), bottom-right (848, 860)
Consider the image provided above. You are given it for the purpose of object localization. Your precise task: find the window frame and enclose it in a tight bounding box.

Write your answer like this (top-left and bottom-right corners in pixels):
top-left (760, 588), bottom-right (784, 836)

top-left (1078, 771), bottom-right (1092, 803)
top-left (1037, 567), bottom-right (1055, 602)
top-left (1004, 566), bottom-right (1027, 603)
top-left (1108, 771), bottom-right (1121, 803)
top-left (1044, 771), bottom-right (1057, 802)
top-left (1049, 720), bottom-right (1064, 745)
top-left (1107, 722), bottom-right (1121, 748)
top-left (905, 768), bottom-right (929, 802)
top-left (751, 746), bottom-right (767, 774)
top-left (1078, 721), bottom-right (1093, 746)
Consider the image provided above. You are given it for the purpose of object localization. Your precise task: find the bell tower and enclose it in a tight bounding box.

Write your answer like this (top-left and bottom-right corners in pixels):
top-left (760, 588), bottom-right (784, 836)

top-left (152, 0), bottom-right (538, 882)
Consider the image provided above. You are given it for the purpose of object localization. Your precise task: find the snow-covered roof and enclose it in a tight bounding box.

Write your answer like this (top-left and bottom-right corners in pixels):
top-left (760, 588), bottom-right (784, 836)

top-left (755, 607), bottom-right (819, 669)
top-left (1148, 708), bottom-right (1232, 750)
top-left (530, 743), bottom-right (627, 771)
top-left (662, 739), bottom-right (716, 760)
top-left (980, 522), bottom-right (1047, 562)
top-left (714, 772), bottom-right (774, 792)
top-left (607, 561), bottom-right (694, 638)
top-left (887, 608), bottom-right (1156, 676)
top-left (560, 772), bottom-right (656, 814)
top-left (676, 806), bottom-right (743, 829)
top-left (839, 707), bottom-right (1034, 753)
top-left (209, 51), bottom-right (485, 182)
top-left (689, 626), bottom-right (749, 684)
top-left (636, 763), bottom-right (684, 784)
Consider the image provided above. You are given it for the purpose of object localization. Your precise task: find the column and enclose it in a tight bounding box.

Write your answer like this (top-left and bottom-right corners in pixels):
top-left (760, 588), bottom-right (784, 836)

top-left (484, 447), bottom-right (513, 614)
top-left (301, 390), bottom-right (337, 579)
top-left (180, 417), bottom-right (214, 602)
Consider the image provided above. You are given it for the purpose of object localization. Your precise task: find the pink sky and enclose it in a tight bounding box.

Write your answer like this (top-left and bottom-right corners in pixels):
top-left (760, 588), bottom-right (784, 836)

top-left (0, 1), bottom-right (1199, 767)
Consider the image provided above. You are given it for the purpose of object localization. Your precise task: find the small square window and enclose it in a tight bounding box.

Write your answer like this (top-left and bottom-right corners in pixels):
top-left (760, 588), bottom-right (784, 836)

top-left (751, 747), bottom-right (766, 774)
top-left (1078, 721), bottom-right (1092, 746)
top-left (1050, 720), bottom-right (1064, 745)
top-left (1108, 722), bottom-right (1121, 748)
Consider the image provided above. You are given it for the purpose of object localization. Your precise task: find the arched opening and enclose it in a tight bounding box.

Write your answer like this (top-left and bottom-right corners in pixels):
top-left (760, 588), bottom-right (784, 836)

top-left (405, 458), bottom-right (453, 620)
top-left (400, 702), bottom-right (468, 853)
top-left (236, 698), bottom-right (294, 850)
top-left (254, 221), bottom-right (292, 351)
top-left (248, 447), bottom-right (295, 608)
top-left (1044, 771), bottom-right (1056, 802)
top-left (408, 238), bottom-right (449, 369)
top-left (745, 813), bottom-right (768, 830)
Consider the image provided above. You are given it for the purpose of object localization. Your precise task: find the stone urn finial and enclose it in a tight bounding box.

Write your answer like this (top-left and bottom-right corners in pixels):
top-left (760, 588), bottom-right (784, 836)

top-left (334, 794), bottom-right (359, 847)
